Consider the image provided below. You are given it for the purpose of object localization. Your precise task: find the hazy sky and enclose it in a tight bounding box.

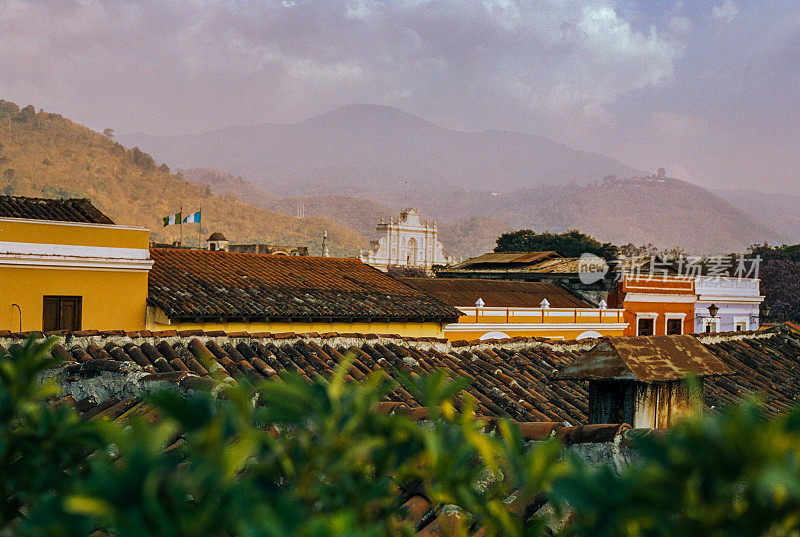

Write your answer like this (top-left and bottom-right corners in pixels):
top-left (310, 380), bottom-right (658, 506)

top-left (1, 0), bottom-right (799, 193)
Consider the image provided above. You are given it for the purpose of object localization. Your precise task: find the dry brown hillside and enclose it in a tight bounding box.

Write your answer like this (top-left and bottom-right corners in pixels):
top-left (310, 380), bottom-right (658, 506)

top-left (0, 101), bottom-right (365, 256)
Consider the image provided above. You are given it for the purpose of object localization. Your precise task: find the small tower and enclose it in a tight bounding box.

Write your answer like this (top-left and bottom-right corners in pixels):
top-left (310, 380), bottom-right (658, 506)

top-left (206, 232), bottom-right (229, 252)
top-left (554, 335), bottom-right (731, 428)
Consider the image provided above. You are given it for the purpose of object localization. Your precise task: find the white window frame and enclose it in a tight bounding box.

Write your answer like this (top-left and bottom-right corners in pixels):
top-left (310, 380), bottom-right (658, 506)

top-left (636, 313), bottom-right (658, 336)
top-left (665, 313), bottom-right (686, 335)
top-left (702, 317), bottom-right (720, 333)
top-left (733, 316), bottom-right (749, 332)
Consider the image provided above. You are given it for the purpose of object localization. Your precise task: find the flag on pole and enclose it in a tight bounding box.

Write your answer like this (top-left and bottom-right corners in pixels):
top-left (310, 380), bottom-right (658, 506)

top-left (182, 210), bottom-right (201, 224)
top-left (162, 212), bottom-right (182, 226)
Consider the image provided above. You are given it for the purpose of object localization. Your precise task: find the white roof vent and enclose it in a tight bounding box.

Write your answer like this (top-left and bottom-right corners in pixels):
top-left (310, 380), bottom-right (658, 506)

top-left (598, 299), bottom-right (608, 310)
top-left (540, 298), bottom-right (550, 309)
top-left (475, 298), bottom-right (485, 308)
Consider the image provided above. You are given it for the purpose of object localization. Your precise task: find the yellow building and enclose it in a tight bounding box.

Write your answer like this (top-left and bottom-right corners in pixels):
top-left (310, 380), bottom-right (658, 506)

top-left (0, 196), bottom-right (152, 332)
top-left (400, 278), bottom-right (627, 341)
top-left (145, 248), bottom-right (460, 338)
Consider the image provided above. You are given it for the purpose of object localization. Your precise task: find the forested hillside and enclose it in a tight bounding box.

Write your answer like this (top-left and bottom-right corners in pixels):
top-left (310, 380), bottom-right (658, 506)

top-left (0, 101), bottom-right (365, 256)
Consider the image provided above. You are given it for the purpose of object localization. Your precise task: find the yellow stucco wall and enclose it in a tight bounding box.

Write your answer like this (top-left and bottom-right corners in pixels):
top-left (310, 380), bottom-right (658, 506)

top-left (0, 218), bottom-right (149, 248)
top-left (0, 219), bottom-right (151, 332)
top-left (146, 308), bottom-right (445, 338)
top-left (446, 307), bottom-right (628, 340)
top-left (443, 325), bottom-right (626, 341)
top-left (1, 266), bottom-right (148, 332)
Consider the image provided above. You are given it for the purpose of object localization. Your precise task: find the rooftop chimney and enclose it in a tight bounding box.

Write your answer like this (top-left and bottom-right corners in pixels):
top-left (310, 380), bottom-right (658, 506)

top-left (553, 335), bottom-right (731, 428)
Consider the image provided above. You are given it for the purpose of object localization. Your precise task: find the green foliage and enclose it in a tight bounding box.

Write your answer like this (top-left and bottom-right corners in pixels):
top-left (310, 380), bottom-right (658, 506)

top-left (748, 243), bottom-right (800, 322)
top-left (495, 229), bottom-right (618, 260)
top-left (8, 338), bottom-right (800, 537)
top-left (553, 400), bottom-right (800, 537)
top-left (0, 100), bottom-right (21, 118)
top-left (13, 105), bottom-right (36, 123)
top-left (1, 341), bottom-right (563, 537)
top-left (0, 338), bottom-right (105, 534)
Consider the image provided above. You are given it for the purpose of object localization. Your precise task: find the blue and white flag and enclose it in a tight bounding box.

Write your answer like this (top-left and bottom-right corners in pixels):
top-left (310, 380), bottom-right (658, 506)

top-left (182, 210), bottom-right (201, 224)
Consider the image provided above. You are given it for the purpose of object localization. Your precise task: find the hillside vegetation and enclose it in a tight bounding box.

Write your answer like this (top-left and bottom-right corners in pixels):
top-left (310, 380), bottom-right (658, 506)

top-left (0, 101), bottom-right (364, 256)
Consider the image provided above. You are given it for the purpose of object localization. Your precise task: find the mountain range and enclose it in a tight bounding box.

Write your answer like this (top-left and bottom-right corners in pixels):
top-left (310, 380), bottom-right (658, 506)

top-left (139, 104), bottom-right (789, 255)
top-left (183, 167), bottom-right (784, 257)
top-left (121, 104), bottom-right (643, 196)
top-left (0, 98), bottom-right (790, 258)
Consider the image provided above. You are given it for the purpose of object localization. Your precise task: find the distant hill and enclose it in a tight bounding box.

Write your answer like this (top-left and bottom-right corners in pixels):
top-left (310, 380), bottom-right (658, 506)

top-left (714, 189), bottom-right (800, 245)
top-left (0, 100), bottom-right (365, 256)
top-left (120, 104), bottom-right (644, 196)
top-left (387, 177), bottom-right (785, 254)
top-left (182, 168), bottom-right (277, 206)
top-left (179, 165), bottom-right (783, 256)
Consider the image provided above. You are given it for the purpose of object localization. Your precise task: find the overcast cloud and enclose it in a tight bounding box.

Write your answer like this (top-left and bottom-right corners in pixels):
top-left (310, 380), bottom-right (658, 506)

top-left (1, 0), bottom-right (798, 193)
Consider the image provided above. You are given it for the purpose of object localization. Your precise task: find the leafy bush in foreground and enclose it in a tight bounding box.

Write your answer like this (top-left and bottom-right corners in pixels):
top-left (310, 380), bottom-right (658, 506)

top-left (4, 337), bottom-right (800, 536)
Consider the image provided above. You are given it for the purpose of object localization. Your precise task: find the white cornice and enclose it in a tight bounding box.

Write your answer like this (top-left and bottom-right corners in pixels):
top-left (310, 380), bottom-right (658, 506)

top-left (623, 293), bottom-right (696, 303)
top-left (0, 241), bottom-right (150, 259)
top-left (696, 295), bottom-right (765, 304)
top-left (0, 241), bottom-right (152, 272)
top-left (0, 254), bottom-right (153, 271)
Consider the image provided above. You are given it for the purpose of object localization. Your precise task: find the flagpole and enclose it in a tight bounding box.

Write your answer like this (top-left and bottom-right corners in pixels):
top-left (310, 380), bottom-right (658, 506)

top-left (179, 206), bottom-right (183, 247)
top-left (198, 207), bottom-right (202, 249)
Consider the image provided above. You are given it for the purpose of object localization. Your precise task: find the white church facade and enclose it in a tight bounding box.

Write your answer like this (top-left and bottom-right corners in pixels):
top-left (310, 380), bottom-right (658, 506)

top-left (359, 209), bottom-right (451, 273)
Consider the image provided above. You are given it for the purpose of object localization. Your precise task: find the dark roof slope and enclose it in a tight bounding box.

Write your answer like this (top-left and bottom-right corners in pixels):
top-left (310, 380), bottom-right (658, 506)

top-left (0, 195), bottom-right (114, 224)
top-left (147, 249), bottom-right (461, 323)
top-left (450, 251), bottom-right (561, 269)
top-left (34, 330), bottom-right (590, 424)
top-left (555, 335), bottom-right (733, 382)
top-left (6, 326), bottom-right (800, 425)
top-left (400, 277), bottom-right (591, 308)
top-left (702, 329), bottom-right (800, 415)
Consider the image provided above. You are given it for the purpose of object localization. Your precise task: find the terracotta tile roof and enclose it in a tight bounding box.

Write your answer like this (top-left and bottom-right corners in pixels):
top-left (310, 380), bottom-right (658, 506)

top-left (147, 249), bottom-right (461, 323)
top-left (521, 257), bottom-right (605, 274)
top-left (10, 323), bottom-right (800, 426)
top-left (700, 327), bottom-right (800, 416)
top-left (399, 277), bottom-right (591, 308)
top-left (555, 335), bottom-right (733, 382)
top-left (0, 195), bottom-right (114, 224)
top-left (38, 330), bottom-right (588, 424)
top-left (455, 251), bottom-right (562, 265)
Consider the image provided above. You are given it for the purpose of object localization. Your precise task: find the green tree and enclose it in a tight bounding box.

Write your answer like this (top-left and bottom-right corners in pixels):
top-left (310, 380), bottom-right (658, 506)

top-left (3, 339), bottom-right (563, 537)
top-left (553, 400), bottom-right (800, 537)
top-left (494, 229), bottom-right (618, 260)
top-left (14, 105), bottom-right (36, 123)
top-left (0, 100), bottom-right (20, 118)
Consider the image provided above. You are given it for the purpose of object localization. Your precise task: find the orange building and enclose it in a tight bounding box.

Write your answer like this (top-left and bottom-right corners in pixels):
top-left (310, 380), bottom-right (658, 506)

top-left (608, 273), bottom-right (696, 336)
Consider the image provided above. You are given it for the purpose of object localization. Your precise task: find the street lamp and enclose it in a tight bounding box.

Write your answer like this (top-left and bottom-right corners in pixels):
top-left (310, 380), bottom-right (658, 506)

top-left (708, 303), bottom-right (719, 318)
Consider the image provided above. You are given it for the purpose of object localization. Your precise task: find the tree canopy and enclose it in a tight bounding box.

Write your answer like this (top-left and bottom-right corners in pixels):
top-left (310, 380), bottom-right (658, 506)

top-left (749, 243), bottom-right (800, 323)
top-left (494, 229), bottom-right (618, 260)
